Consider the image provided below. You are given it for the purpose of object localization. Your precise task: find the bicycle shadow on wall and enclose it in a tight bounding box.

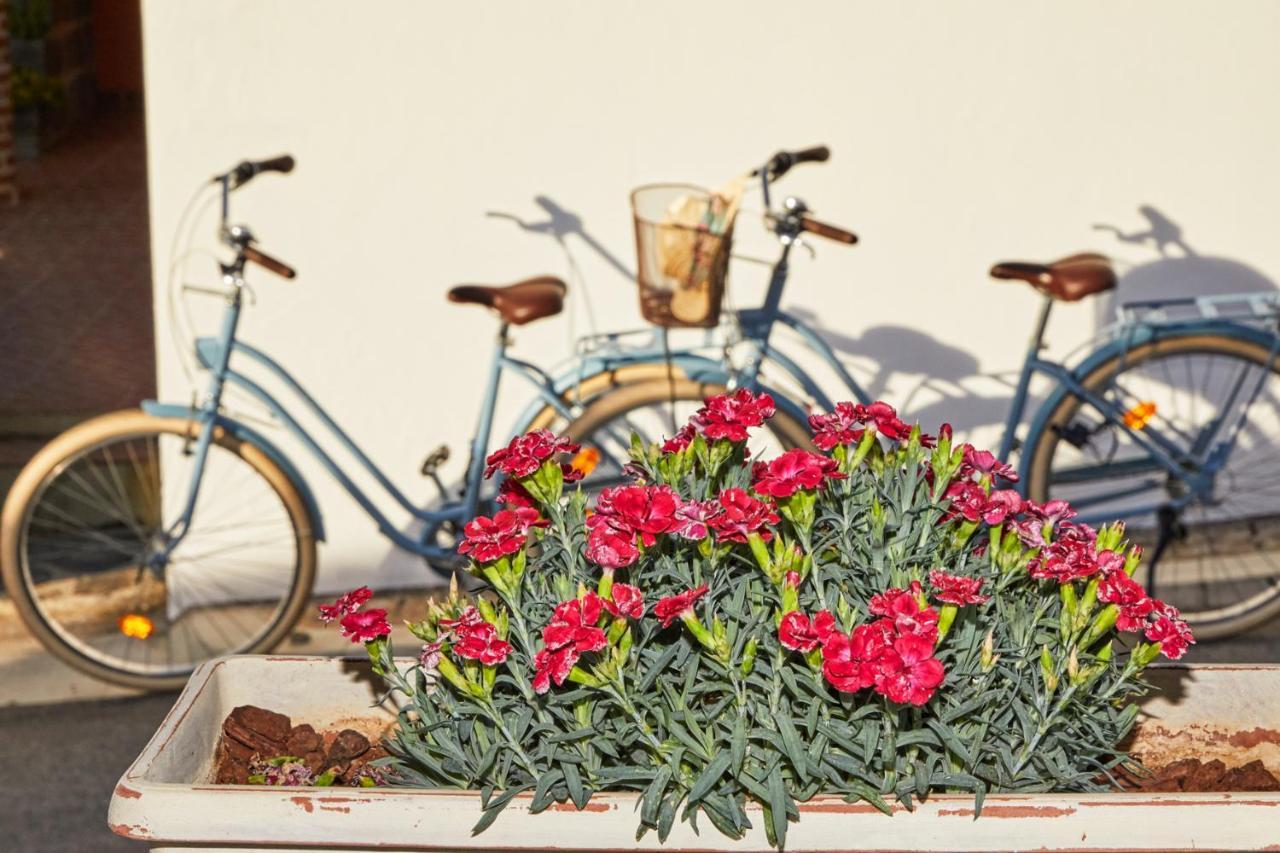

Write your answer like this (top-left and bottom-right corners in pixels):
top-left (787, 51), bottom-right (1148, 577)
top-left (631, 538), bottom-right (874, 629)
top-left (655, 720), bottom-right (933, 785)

top-left (486, 195), bottom-right (637, 335)
top-left (1090, 204), bottom-right (1276, 324)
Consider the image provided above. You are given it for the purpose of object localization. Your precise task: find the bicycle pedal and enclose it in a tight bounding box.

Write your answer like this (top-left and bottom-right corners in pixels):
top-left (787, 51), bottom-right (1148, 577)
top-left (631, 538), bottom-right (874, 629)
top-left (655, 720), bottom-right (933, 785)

top-left (421, 444), bottom-right (450, 476)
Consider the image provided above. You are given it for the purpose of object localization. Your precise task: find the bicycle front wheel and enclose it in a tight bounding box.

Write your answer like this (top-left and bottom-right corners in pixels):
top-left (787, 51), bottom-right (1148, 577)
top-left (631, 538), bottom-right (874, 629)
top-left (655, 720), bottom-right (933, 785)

top-left (1024, 333), bottom-right (1280, 640)
top-left (1, 410), bottom-right (317, 690)
top-left (562, 378), bottom-right (813, 492)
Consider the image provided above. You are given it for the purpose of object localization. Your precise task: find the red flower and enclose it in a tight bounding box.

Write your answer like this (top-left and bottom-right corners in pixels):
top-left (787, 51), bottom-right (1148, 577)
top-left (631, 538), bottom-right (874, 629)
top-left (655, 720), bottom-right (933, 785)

top-left (418, 641), bottom-right (442, 674)
top-left (1144, 601), bottom-right (1194, 660)
top-left (585, 523), bottom-right (641, 569)
top-left (602, 583), bottom-right (645, 619)
top-left (458, 507), bottom-right (545, 563)
top-left (778, 609), bottom-right (836, 652)
top-left (452, 620), bottom-right (512, 665)
top-left (590, 485), bottom-right (681, 545)
top-left (661, 423), bottom-right (696, 453)
top-left (439, 605), bottom-right (485, 634)
top-left (497, 477), bottom-right (536, 508)
top-left (532, 646), bottom-right (577, 694)
top-left (863, 402), bottom-right (912, 442)
top-left (944, 483), bottom-right (1023, 525)
top-left (1097, 555), bottom-right (1153, 631)
top-left (958, 445), bottom-right (1020, 483)
top-left (708, 488), bottom-right (780, 543)
top-left (928, 570), bottom-right (989, 606)
top-left (543, 593), bottom-right (609, 653)
top-left (672, 499), bottom-right (715, 540)
top-left (1028, 523), bottom-right (1101, 583)
top-left (654, 585), bottom-right (709, 628)
top-left (1026, 499), bottom-right (1077, 524)
top-left (982, 490), bottom-right (1024, 525)
top-left (874, 633), bottom-right (945, 706)
top-left (691, 389), bottom-right (776, 442)
top-left (808, 400), bottom-right (914, 447)
top-left (752, 449), bottom-right (845, 498)
top-left (822, 620), bottom-right (894, 692)
top-left (318, 586), bottom-right (373, 624)
top-left (869, 582), bottom-right (938, 642)
top-left (808, 402), bottom-right (865, 450)
top-left (943, 481), bottom-right (987, 523)
top-left (484, 429), bottom-right (579, 479)
top-left (339, 608), bottom-right (391, 643)
top-left (438, 606), bottom-right (511, 664)
top-left (532, 593), bottom-right (610, 694)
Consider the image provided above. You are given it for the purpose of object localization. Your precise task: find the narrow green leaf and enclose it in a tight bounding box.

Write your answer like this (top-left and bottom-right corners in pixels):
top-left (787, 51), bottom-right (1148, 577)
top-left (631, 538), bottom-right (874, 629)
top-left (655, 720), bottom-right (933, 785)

top-left (687, 751), bottom-right (733, 804)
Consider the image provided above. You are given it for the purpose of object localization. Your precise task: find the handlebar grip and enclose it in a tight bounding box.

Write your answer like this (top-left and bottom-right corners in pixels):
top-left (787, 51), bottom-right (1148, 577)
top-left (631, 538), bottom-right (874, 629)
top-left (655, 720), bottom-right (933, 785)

top-left (800, 216), bottom-right (858, 245)
top-left (788, 145), bottom-right (830, 166)
top-left (243, 245), bottom-right (297, 279)
top-left (754, 145), bottom-right (831, 178)
top-left (229, 154), bottom-right (296, 186)
top-left (253, 154), bottom-right (295, 175)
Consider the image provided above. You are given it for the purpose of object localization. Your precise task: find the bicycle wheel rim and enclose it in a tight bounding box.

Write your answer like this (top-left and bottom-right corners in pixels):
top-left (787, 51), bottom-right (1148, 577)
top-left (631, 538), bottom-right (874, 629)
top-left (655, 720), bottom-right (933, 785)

top-left (15, 425), bottom-right (307, 680)
top-left (1027, 334), bottom-right (1280, 633)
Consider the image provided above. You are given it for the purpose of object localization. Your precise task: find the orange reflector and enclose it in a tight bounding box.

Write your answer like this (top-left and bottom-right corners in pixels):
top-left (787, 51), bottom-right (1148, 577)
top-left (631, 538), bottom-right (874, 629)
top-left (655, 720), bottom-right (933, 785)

top-left (1123, 401), bottom-right (1157, 430)
top-left (570, 446), bottom-right (601, 477)
top-left (119, 613), bottom-right (154, 640)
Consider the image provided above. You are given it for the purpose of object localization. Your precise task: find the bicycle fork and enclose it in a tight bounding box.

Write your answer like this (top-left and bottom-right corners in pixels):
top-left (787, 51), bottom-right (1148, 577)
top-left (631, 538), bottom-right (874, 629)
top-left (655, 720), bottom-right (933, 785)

top-left (155, 275), bottom-right (246, 565)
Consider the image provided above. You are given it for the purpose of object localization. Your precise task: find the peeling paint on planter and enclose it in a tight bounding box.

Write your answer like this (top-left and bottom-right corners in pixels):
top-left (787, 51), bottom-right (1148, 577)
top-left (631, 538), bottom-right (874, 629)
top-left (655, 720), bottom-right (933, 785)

top-left (108, 656), bottom-right (1280, 852)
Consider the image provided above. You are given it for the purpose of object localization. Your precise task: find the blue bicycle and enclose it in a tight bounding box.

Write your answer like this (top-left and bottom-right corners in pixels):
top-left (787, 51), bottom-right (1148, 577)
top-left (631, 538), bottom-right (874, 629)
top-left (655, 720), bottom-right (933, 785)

top-left (0, 153), bottom-right (807, 689)
top-left (554, 148), bottom-right (1280, 648)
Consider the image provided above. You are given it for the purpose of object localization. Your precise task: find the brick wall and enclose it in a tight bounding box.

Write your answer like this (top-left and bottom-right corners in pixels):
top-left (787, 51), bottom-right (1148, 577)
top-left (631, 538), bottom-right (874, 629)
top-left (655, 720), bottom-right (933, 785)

top-left (0, 6), bottom-right (17, 203)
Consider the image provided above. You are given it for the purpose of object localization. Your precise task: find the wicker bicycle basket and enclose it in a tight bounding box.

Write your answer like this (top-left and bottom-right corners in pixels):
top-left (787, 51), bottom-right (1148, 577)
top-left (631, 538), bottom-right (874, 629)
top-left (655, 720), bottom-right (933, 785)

top-left (631, 183), bottom-right (735, 328)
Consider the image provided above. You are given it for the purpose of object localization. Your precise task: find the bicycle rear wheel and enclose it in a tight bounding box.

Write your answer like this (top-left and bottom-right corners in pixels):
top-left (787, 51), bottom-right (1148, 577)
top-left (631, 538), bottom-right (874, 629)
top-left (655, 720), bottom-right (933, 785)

top-left (1024, 333), bottom-right (1280, 640)
top-left (1, 411), bottom-right (317, 690)
top-left (561, 378), bottom-right (812, 492)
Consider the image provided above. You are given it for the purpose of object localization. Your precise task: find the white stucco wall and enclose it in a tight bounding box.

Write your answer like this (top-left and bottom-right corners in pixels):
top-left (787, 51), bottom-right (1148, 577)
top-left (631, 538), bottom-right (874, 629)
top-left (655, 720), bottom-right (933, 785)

top-left (140, 1), bottom-right (1280, 592)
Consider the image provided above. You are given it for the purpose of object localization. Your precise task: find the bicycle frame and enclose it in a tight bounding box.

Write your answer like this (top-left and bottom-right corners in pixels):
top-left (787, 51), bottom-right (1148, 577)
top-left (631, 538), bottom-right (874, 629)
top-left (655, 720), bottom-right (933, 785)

top-left (155, 284), bottom-right (595, 561)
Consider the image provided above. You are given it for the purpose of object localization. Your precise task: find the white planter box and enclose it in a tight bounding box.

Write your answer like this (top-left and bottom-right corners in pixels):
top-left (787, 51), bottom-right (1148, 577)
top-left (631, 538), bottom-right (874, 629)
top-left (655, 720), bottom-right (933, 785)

top-left (109, 656), bottom-right (1280, 852)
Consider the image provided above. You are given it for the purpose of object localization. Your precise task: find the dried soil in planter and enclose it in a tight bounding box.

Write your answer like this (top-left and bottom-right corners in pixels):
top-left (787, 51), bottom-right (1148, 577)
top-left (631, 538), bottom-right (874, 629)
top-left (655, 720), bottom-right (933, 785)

top-left (214, 705), bottom-right (388, 786)
top-left (1117, 757), bottom-right (1280, 793)
top-left (214, 704), bottom-right (1280, 797)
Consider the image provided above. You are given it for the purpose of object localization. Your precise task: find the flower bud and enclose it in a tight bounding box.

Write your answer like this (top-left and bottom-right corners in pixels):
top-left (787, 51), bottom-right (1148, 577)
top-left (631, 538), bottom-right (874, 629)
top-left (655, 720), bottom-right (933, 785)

top-left (1040, 645), bottom-right (1058, 695)
top-left (740, 636), bottom-right (758, 676)
top-left (1124, 547), bottom-right (1142, 577)
top-left (980, 630), bottom-right (996, 670)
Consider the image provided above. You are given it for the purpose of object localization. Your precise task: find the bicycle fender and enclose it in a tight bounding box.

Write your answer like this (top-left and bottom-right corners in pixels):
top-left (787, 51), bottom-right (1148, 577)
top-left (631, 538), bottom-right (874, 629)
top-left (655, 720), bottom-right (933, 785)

top-left (1016, 322), bottom-right (1279, 486)
top-left (140, 400), bottom-right (327, 541)
top-left (506, 353), bottom-right (729, 437)
top-left (508, 357), bottom-right (812, 443)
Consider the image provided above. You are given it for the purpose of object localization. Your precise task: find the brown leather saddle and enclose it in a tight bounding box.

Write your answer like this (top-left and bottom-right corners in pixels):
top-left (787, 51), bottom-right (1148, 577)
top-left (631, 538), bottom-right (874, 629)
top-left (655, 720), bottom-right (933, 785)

top-left (447, 276), bottom-right (567, 325)
top-left (989, 253), bottom-right (1116, 301)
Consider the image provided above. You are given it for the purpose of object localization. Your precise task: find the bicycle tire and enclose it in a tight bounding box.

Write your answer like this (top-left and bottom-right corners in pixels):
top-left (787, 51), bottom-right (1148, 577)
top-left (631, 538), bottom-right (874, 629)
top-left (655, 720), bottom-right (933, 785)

top-left (562, 378), bottom-right (813, 490)
top-left (1, 410), bottom-right (317, 691)
top-left (1024, 332), bottom-right (1280, 640)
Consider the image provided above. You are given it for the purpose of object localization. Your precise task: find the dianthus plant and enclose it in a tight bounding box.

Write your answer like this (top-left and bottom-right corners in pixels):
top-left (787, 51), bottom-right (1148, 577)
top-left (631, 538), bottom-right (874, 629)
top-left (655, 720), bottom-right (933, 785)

top-left (324, 392), bottom-right (1192, 848)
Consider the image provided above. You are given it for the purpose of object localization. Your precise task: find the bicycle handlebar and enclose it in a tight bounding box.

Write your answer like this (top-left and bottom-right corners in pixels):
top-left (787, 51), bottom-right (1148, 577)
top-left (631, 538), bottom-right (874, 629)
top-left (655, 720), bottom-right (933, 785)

top-left (242, 244), bottom-right (297, 279)
top-left (752, 145), bottom-right (830, 179)
top-left (218, 154), bottom-right (296, 188)
top-left (800, 215), bottom-right (858, 245)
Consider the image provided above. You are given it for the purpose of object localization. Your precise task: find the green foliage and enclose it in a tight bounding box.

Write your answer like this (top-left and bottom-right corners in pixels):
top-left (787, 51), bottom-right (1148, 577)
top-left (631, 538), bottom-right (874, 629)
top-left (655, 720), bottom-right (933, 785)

top-left (364, 414), bottom-right (1163, 848)
top-left (11, 67), bottom-right (62, 110)
top-left (8, 0), bottom-right (52, 40)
